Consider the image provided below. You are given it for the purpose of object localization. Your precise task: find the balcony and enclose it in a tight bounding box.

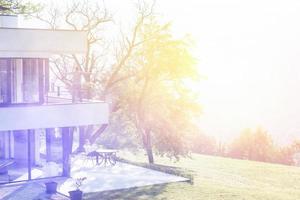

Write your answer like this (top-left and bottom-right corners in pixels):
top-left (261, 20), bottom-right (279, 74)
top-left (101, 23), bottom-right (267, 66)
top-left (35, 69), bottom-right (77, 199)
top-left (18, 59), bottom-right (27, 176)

top-left (0, 97), bottom-right (109, 131)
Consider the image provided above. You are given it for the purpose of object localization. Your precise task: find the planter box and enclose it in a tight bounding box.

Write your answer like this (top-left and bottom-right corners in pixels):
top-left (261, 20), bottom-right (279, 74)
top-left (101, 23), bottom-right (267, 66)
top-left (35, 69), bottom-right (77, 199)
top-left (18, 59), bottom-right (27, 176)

top-left (69, 190), bottom-right (83, 200)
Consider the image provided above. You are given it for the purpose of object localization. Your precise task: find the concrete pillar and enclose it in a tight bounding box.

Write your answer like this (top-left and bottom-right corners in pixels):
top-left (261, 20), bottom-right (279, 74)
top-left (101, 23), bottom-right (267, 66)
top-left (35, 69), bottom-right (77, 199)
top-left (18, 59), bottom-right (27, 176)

top-left (78, 126), bottom-right (85, 152)
top-left (62, 127), bottom-right (72, 177)
top-left (45, 128), bottom-right (53, 162)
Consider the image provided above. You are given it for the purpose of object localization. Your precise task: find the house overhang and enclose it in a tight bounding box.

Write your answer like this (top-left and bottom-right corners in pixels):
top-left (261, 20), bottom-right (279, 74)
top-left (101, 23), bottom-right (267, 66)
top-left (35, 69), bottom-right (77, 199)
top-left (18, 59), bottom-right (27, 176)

top-left (0, 27), bottom-right (87, 58)
top-left (0, 102), bottom-right (109, 131)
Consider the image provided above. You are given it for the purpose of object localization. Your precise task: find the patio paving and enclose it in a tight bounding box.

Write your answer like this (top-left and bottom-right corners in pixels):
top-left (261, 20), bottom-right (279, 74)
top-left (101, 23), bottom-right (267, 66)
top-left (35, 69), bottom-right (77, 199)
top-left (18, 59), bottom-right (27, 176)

top-left (0, 182), bottom-right (69, 200)
top-left (0, 160), bottom-right (188, 199)
top-left (58, 160), bottom-right (188, 196)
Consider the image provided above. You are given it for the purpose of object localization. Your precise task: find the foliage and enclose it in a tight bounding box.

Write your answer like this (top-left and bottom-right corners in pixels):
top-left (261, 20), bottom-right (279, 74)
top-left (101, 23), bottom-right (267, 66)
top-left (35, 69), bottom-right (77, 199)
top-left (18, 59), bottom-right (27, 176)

top-left (228, 127), bottom-right (275, 162)
top-left (96, 105), bottom-right (141, 150)
top-left (74, 177), bottom-right (87, 190)
top-left (227, 127), bottom-right (300, 165)
top-left (189, 132), bottom-right (217, 155)
top-left (272, 146), bottom-right (294, 165)
top-left (0, 0), bottom-right (40, 14)
top-left (272, 140), bottom-right (300, 165)
top-left (116, 18), bottom-right (201, 163)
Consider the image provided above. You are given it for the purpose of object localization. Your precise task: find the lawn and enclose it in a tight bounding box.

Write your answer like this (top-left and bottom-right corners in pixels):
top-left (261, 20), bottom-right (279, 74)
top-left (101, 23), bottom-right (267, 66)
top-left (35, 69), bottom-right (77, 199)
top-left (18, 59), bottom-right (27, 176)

top-left (85, 153), bottom-right (300, 200)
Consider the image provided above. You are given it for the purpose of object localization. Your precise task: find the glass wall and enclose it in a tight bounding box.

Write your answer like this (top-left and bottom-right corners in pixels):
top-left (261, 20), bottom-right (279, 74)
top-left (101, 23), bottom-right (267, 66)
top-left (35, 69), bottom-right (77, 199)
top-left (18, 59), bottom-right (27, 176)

top-left (0, 58), bottom-right (49, 106)
top-left (0, 58), bottom-right (63, 184)
top-left (31, 128), bottom-right (63, 180)
top-left (0, 131), bottom-right (28, 183)
top-left (11, 59), bottom-right (24, 104)
top-left (22, 59), bottom-right (39, 103)
top-left (0, 128), bottom-right (64, 184)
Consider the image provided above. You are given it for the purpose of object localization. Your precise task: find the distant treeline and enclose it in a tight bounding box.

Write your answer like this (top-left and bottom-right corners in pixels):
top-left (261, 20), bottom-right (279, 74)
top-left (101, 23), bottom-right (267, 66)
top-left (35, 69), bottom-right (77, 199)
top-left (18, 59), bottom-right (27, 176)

top-left (190, 127), bottom-right (300, 166)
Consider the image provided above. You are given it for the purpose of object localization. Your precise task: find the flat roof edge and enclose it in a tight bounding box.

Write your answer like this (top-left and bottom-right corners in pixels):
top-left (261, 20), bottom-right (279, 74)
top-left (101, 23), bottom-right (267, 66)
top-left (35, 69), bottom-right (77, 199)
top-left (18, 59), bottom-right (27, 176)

top-left (0, 27), bottom-right (87, 33)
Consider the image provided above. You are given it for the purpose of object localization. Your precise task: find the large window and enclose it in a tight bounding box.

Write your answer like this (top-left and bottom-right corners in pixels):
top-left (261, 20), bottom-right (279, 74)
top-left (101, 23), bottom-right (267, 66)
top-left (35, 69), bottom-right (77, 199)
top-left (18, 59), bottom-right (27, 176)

top-left (22, 59), bottom-right (39, 103)
top-left (0, 58), bottom-right (49, 106)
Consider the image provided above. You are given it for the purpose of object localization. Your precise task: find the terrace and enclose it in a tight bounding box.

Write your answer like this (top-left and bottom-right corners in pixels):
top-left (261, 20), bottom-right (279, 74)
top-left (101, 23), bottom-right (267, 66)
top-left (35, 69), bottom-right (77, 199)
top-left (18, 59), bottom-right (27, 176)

top-left (0, 153), bottom-right (188, 200)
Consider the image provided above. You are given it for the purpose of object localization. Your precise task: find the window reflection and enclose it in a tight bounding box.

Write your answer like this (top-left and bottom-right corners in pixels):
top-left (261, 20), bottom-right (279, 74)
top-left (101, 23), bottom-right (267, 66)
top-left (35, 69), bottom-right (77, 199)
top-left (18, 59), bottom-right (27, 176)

top-left (0, 58), bottom-right (48, 105)
top-left (0, 59), bottom-right (8, 104)
top-left (22, 59), bottom-right (39, 103)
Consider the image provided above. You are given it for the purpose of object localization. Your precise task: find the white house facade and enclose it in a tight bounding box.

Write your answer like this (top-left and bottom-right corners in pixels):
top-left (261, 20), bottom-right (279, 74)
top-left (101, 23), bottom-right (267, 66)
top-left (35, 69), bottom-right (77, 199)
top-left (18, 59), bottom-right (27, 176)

top-left (0, 15), bottom-right (109, 184)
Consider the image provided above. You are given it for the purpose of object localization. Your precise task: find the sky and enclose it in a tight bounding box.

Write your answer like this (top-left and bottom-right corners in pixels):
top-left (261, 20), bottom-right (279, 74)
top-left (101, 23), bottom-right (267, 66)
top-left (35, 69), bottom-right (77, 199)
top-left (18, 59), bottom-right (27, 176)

top-left (23, 0), bottom-right (300, 144)
top-left (154, 0), bottom-right (300, 144)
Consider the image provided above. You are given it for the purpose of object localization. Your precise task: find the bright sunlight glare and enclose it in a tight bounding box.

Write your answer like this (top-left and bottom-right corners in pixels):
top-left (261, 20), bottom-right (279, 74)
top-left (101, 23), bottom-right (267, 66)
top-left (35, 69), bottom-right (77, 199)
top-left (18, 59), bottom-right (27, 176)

top-left (22, 0), bottom-right (300, 144)
top-left (157, 0), bottom-right (300, 144)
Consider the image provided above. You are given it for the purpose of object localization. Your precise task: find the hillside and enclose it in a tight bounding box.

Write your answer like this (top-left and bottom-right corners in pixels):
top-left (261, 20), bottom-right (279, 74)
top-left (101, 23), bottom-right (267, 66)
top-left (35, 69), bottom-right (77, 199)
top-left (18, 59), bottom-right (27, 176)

top-left (86, 153), bottom-right (300, 200)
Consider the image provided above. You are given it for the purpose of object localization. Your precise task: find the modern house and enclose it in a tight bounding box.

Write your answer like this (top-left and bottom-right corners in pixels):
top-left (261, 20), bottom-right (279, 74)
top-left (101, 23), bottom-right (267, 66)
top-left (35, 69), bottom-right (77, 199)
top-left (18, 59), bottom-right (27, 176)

top-left (0, 15), bottom-right (109, 184)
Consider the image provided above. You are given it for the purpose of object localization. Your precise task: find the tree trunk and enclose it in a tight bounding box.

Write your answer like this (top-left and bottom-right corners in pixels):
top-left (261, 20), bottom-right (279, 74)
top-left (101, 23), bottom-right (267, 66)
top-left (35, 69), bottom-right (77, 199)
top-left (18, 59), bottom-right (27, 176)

top-left (143, 129), bottom-right (154, 164)
top-left (62, 127), bottom-right (72, 177)
top-left (78, 126), bottom-right (85, 152)
top-left (88, 124), bottom-right (108, 145)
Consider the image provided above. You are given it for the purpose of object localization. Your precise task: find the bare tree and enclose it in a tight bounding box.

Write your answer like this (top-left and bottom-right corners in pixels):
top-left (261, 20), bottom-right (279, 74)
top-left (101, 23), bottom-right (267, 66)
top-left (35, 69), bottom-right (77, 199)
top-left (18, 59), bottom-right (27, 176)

top-left (33, 0), bottom-right (111, 96)
top-left (35, 1), bottom-right (201, 164)
top-left (33, 0), bottom-right (158, 149)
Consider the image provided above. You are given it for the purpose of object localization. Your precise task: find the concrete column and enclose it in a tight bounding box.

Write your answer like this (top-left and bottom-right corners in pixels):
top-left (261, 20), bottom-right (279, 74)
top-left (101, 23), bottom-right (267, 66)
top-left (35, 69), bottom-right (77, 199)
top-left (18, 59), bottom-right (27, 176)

top-left (78, 126), bottom-right (85, 152)
top-left (4, 131), bottom-right (9, 159)
top-left (62, 127), bottom-right (72, 177)
top-left (45, 128), bottom-right (53, 162)
top-left (34, 129), bottom-right (40, 165)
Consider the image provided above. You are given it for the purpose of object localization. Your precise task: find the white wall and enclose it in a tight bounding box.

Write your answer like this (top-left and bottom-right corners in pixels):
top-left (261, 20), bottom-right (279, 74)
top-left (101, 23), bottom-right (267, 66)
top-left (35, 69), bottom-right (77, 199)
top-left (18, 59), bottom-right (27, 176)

top-left (0, 15), bottom-right (18, 28)
top-left (0, 102), bottom-right (109, 131)
top-left (0, 28), bottom-right (87, 57)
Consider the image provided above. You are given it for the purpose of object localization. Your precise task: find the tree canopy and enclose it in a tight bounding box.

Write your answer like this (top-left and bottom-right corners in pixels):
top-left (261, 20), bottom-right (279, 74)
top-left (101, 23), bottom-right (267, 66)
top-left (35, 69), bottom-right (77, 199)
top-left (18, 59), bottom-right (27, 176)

top-left (102, 18), bottom-right (201, 163)
top-left (0, 0), bottom-right (39, 14)
top-left (34, 0), bottom-right (202, 163)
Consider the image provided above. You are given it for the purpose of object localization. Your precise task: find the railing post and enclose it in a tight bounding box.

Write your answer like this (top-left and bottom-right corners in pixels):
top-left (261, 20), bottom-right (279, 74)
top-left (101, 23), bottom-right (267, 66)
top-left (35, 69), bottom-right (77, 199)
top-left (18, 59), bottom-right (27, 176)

top-left (27, 129), bottom-right (34, 180)
top-left (57, 86), bottom-right (60, 97)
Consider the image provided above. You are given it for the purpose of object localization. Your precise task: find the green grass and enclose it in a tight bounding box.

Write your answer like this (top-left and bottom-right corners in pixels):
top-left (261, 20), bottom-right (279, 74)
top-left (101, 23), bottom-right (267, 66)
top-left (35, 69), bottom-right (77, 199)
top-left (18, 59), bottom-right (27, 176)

top-left (84, 153), bottom-right (300, 200)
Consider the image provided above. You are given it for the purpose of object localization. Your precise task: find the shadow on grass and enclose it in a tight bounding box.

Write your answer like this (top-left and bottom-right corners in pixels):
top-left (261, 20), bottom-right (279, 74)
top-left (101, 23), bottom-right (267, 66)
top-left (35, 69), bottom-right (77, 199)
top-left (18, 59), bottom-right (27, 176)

top-left (84, 183), bottom-right (168, 200)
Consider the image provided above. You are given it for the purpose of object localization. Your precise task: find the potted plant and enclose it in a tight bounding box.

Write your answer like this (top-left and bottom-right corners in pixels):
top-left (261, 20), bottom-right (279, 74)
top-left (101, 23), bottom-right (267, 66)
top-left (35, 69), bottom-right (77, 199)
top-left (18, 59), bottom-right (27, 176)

top-left (45, 181), bottom-right (58, 194)
top-left (69, 177), bottom-right (87, 200)
top-left (43, 162), bottom-right (61, 194)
